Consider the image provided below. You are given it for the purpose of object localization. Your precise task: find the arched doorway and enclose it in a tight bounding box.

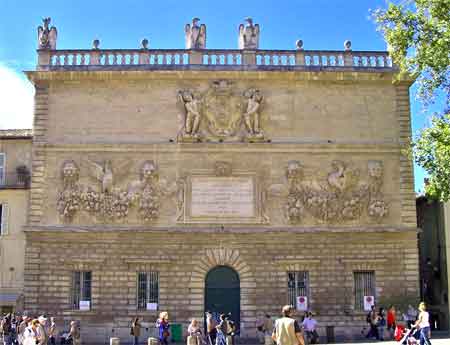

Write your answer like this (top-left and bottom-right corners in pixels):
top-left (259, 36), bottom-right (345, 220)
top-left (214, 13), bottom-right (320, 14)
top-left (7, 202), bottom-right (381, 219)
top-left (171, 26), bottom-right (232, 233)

top-left (205, 265), bottom-right (240, 329)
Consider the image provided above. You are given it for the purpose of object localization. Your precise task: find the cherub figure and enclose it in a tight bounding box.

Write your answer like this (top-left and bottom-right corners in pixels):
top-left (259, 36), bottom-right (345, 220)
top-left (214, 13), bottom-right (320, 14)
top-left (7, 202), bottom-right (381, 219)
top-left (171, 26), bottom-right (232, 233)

top-left (178, 90), bottom-right (202, 139)
top-left (243, 88), bottom-right (264, 139)
top-left (37, 17), bottom-right (57, 50)
top-left (238, 17), bottom-right (260, 49)
top-left (185, 18), bottom-right (206, 49)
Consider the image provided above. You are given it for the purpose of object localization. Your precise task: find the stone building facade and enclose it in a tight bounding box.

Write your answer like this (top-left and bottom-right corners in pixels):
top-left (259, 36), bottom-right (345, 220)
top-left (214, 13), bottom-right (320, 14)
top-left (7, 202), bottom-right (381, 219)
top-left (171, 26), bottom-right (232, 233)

top-left (24, 18), bottom-right (418, 342)
top-left (0, 130), bottom-right (32, 313)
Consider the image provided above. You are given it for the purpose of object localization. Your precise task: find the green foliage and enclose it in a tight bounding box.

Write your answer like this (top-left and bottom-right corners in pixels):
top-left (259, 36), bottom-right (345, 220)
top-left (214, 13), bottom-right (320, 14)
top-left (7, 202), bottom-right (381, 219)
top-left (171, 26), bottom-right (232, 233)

top-left (414, 113), bottom-right (450, 201)
top-left (373, 1), bottom-right (450, 200)
top-left (373, 0), bottom-right (450, 105)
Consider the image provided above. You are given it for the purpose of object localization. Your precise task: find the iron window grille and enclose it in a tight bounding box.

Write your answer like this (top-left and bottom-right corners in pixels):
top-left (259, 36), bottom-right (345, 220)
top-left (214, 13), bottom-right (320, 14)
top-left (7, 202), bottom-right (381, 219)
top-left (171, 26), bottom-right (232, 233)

top-left (354, 271), bottom-right (376, 310)
top-left (287, 271), bottom-right (309, 309)
top-left (72, 271), bottom-right (92, 309)
top-left (137, 271), bottom-right (159, 310)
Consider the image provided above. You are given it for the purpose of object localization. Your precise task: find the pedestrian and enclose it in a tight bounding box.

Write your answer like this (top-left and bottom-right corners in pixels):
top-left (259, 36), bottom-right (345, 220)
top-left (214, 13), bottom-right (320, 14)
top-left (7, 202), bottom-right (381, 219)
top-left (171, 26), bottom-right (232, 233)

top-left (366, 305), bottom-right (379, 340)
top-left (302, 312), bottom-right (319, 344)
top-left (36, 316), bottom-right (48, 345)
top-left (413, 302), bottom-right (432, 345)
top-left (272, 305), bottom-right (304, 345)
top-left (262, 314), bottom-right (273, 345)
top-left (377, 307), bottom-right (386, 341)
top-left (1, 313), bottom-right (13, 345)
top-left (23, 320), bottom-right (39, 345)
top-left (256, 314), bottom-right (266, 344)
top-left (387, 305), bottom-right (396, 339)
top-left (48, 317), bottom-right (59, 345)
top-left (206, 312), bottom-right (217, 345)
top-left (187, 319), bottom-right (202, 345)
top-left (156, 312), bottom-right (170, 345)
top-left (131, 317), bottom-right (141, 345)
top-left (225, 314), bottom-right (235, 345)
top-left (17, 315), bottom-right (29, 345)
top-left (68, 321), bottom-right (81, 345)
top-left (407, 305), bottom-right (418, 328)
top-left (215, 314), bottom-right (228, 345)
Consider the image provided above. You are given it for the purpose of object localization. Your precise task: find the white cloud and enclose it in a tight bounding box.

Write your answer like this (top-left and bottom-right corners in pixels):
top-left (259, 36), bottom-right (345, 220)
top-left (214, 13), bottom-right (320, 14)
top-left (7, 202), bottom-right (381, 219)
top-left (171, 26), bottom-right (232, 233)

top-left (0, 64), bottom-right (34, 129)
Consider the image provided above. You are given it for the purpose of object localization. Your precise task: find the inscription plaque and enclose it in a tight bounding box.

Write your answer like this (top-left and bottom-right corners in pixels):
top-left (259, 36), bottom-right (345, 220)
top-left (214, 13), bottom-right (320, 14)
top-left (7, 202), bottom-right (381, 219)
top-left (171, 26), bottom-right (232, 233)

top-left (190, 177), bottom-right (255, 218)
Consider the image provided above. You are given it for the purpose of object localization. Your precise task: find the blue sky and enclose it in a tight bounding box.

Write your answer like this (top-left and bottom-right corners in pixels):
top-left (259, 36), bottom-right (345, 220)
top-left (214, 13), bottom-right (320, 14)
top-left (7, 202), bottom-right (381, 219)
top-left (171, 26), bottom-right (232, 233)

top-left (0, 0), bottom-right (443, 192)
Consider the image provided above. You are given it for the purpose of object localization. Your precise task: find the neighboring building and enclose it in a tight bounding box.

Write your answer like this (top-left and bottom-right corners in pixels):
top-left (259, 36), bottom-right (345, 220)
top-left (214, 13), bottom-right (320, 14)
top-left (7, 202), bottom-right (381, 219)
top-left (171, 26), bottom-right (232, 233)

top-left (22, 18), bottom-right (419, 341)
top-left (0, 129), bottom-right (32, 313)
top-left (416, 196), bottom-right (449, 330)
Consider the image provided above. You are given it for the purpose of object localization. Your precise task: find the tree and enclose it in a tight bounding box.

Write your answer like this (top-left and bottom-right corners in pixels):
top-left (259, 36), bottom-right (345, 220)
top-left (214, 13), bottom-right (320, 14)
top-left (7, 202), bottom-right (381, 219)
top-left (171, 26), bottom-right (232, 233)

top-left (373, 0), bottom-right (450, 200)
top-left (414, 113), bottom-right (450, 201)
top-left (373, 0), bottom-right (450, 105)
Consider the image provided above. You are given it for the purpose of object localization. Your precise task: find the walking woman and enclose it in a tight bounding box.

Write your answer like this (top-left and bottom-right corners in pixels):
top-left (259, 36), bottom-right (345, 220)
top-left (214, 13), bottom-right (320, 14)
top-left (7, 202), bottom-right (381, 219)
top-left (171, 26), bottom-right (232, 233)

top-left (156, 312), bottom-right (170, 345)
top-left (414, 302), bottom-right (432, 345)
top-left (387, 305), bottom-right (397, 339)
top-left (131, 317), bottom-right (141, 345)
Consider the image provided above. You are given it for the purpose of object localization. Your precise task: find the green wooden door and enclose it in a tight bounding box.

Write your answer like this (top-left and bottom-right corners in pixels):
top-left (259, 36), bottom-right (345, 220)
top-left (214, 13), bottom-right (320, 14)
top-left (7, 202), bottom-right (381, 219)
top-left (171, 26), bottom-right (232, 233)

top-left (205, 266), bottom-right (240, 329)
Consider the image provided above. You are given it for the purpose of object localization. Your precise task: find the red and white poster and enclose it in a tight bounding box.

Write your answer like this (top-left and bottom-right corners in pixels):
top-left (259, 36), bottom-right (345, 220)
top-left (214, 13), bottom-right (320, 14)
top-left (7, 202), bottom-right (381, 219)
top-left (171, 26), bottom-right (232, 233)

top-left (363, 296), bottom-right (374, 311)
top-left (296, 296), bottom-right (308, 311)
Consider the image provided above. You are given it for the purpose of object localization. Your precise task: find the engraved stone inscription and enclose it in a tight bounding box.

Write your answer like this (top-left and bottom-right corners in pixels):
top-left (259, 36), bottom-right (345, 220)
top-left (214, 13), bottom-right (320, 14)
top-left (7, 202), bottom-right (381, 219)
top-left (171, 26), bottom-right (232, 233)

top-left (191, 177), bottom-right (255, 218)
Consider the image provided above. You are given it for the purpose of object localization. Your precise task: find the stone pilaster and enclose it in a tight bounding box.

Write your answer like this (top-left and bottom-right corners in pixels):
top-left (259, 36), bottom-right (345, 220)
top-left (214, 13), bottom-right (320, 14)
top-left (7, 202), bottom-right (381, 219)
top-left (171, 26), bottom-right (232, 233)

top-left (395, 83), bottom-right (416, 227)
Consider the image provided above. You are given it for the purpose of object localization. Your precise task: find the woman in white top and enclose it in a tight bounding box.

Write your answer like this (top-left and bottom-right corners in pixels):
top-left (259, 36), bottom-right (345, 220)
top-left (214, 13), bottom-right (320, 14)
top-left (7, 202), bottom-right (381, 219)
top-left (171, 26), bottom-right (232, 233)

top-left (23, 319), bottom-right (39, 345)
top-left (414, 302), bottom-right (431, 345)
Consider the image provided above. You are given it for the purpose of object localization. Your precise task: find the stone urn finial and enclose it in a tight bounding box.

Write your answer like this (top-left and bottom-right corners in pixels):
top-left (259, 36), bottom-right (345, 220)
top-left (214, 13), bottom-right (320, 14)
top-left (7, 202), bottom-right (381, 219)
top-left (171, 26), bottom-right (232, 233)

top-left (295, 39), bottom-right (304, 50)
top-left (92, 39), bottom-right (100, 50)
top-left (344, 40), bottom-right (352, 51)
top-left (141, 38), bottom-right (149, 49)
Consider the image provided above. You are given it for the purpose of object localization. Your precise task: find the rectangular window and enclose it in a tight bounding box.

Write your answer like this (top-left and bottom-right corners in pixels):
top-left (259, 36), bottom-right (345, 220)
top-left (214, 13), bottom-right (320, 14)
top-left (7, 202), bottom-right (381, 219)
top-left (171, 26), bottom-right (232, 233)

top-left (0, 204), bottom-right (8, 236)
top-left (137, 272), bottom-right (159, 310)
top-left (0, 153), bottom-right (4, 185)
top-left (287, 271), bottom-right (309, 308)
top-left (72, 271), bottom-right (92, 309)
top-left (354, 271), bottom-right (376, 310)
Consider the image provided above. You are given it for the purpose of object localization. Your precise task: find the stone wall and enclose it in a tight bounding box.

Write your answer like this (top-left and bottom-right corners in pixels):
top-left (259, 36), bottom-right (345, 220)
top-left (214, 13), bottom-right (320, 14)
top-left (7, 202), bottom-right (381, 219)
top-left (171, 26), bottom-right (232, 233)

top-left (24, 230), bottom-right (419, 342)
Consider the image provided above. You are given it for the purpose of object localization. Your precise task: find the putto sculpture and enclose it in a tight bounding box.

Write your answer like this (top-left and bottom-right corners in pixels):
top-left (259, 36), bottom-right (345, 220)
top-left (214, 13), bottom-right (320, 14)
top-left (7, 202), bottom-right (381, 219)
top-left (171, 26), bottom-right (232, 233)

top-left (185, 17), bottom-right (207, 49)
top-left (177, 89), bottom-right (203, 141)
top-left (238, 17), bottom-right (260, 49)
top-left (242, 88), bottom-right (264, 141)
top-left (37, 17), bottom-right (57, 50)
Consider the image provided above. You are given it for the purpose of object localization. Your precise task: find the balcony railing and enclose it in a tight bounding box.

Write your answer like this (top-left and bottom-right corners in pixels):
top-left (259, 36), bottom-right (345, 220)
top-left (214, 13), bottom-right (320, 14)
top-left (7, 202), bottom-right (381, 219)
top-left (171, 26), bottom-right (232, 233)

top-left (0, 173), bottom-right (31, 189)
top-left (37, 49), bottom-right (394, 71)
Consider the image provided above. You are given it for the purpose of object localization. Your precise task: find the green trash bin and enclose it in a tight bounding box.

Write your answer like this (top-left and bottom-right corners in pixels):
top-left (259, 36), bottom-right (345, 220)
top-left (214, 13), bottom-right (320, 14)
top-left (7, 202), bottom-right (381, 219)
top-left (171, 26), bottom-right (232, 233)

top-left (171, 323), bottom-right (182, 343)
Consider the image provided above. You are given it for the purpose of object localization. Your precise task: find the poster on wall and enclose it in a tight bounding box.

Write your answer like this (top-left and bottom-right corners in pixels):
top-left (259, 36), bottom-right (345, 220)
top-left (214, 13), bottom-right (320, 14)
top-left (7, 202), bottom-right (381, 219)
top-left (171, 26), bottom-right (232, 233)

top-left (363, 296), bottom-right (375, 311)
top-left (79, 300), bottom-right (90, 311)
top-left (296, 296), bottom-right (308, 311)
top-left (146, 303), bottom-right (158, 311)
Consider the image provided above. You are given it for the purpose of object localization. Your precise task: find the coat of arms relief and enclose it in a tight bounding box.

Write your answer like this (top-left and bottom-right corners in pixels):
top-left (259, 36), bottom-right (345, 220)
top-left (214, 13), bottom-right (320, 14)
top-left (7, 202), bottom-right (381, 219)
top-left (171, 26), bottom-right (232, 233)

top-left (177, 80), bottom-right (266, 142)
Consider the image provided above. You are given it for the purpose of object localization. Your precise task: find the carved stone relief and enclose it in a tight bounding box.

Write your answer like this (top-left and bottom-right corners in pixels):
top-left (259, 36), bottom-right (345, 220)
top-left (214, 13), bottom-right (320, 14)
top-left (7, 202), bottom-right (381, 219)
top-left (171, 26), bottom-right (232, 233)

top-left (284, 160), bottom-right (389, 224)
top-left (56, 159), bottom-right (171, 223)
top-left (177, 81), bottom-right (268, 143)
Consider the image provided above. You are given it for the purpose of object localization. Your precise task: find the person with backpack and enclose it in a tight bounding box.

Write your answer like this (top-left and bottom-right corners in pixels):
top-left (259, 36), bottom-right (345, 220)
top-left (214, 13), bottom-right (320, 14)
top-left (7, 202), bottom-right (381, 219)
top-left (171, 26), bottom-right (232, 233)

top-left (1, 313), bottom-right (13, 345)
top-left (365, 305), bottom-right (380, 340)
top-left (377, 307), bottom-right (387, 341)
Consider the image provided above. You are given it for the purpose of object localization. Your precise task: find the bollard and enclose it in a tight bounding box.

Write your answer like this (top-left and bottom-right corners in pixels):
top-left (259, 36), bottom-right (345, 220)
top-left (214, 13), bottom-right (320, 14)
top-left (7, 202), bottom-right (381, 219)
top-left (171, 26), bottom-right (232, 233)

top-left (148, 337), bottom-right (159, 345)
top-left (110, 337), bottom-right (120, 345)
